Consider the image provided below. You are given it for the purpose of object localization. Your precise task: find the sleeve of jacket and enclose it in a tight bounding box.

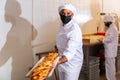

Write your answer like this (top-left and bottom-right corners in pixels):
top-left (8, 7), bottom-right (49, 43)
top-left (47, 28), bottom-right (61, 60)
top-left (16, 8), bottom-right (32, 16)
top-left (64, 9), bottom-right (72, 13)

top-left (63, 29), bottom-right (82, 61)
top-left (103, 29), bottom-right (114, 44)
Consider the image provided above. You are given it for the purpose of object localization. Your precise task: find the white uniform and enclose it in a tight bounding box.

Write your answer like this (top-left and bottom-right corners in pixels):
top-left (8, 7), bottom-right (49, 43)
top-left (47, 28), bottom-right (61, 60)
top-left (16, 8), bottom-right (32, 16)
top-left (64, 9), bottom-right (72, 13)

top-left (103, 23), bottom-right (118, 80)
top-left (56, 20), bottom-right (83, 80)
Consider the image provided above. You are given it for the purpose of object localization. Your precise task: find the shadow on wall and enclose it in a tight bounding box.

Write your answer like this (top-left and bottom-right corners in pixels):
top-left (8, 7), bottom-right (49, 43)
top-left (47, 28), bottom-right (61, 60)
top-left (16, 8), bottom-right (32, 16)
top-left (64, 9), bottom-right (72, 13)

top-left (0, 0), bottom-right (37, 80)
top-left (82, 0), bottom-right (104, 34)
top-left (32, 18), bottom-right (59, 53)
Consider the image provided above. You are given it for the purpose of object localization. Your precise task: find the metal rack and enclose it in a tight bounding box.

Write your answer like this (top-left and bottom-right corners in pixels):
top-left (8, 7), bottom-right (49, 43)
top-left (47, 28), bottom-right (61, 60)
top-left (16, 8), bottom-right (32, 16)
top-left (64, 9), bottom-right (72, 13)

top-left (79, 56), bottom-right (100, 80)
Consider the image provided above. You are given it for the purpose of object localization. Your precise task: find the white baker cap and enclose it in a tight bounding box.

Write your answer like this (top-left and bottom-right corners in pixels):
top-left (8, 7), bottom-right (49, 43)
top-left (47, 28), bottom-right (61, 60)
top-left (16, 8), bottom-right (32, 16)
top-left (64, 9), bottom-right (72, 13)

top-left (104, 15), bottom-right (114, 22)
top-left (58, 4), bottom-right (76, 14)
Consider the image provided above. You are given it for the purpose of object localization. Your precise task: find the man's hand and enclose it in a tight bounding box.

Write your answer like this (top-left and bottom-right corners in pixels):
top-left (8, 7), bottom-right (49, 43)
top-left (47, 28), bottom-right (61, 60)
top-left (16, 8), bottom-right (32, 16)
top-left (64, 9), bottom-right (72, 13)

top-left (97, 38), bottom-right (103, 43)
top-left (58, 55), bottom-right (68, 64)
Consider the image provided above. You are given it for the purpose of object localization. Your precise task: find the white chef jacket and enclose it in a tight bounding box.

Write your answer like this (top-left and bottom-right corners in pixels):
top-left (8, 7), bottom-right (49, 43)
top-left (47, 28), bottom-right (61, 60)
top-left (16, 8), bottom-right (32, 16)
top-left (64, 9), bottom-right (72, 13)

top-left (56, 20), bottom-right (83, 73)
top-left (103, 23), bottom-right (118, 80)
top-left (103, 23), bottom-right (118, 58)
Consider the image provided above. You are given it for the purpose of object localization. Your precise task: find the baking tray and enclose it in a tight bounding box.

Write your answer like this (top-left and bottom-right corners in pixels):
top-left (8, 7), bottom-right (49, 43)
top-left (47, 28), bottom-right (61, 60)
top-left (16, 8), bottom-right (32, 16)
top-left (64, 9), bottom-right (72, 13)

top-left (25, 56), bottom-right (59, 78)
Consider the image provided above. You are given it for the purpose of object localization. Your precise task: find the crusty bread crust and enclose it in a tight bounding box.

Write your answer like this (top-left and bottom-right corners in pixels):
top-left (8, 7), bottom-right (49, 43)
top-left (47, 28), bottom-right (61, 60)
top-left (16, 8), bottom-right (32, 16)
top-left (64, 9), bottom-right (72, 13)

top-left (30, 52), bottom-right (58, 80)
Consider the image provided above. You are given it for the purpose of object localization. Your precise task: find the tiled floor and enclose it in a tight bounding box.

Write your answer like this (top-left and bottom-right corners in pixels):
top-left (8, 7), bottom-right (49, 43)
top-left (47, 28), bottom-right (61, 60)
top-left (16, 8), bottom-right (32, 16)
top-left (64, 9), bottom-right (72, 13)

top-left (99, 71), bottom-right (120, 80)
top-left (47, 69), bottom-right (120, 80)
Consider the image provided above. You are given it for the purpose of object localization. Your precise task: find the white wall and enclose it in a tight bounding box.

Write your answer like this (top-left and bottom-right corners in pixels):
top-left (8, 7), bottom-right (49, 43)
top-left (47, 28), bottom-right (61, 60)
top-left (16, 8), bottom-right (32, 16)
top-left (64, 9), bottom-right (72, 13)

top-left (103, 0), bottom-right (120, 15)
top-left (0, 0), bottom-right (34, 80)
top-left (32, 0), bottom-right (96, 56)
top-left (31, 0), bottom-right (105, 60)
top-left (0, 0), bottom-right (120, 80)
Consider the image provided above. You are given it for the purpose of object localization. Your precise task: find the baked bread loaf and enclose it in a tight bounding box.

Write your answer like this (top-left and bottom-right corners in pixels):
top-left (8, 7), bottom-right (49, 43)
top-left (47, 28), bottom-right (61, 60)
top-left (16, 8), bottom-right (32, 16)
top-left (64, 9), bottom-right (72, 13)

top-left (30, 52), bottom-right (58, 80)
